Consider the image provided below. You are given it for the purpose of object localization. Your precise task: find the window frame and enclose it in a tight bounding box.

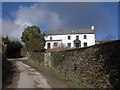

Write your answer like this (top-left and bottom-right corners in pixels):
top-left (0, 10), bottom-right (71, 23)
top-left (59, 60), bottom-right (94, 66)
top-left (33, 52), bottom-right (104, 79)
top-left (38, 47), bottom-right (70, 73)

top-left (50, 36), bottom-right (52, 40)
top-left (84, 35), bottom-right (87, 39)
top-left (84, 42), bottom-right (87, 47)
top-left (54, 42), bottom-right (57, 47)
top-left (68, 36), bottom-right (71, 40)
top-left (76, 35), bottom-right (79, 39)
top-left (67, 43), bottom-right (71, 48)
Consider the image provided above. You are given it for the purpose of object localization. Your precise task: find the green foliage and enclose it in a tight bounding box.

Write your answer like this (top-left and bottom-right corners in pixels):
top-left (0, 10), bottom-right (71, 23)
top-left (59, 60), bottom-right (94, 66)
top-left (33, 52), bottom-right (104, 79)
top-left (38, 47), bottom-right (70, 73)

top-left (28, 52), bottom-right (44, 65)
top-left (2, 46), bottom-right (13, 85)
top-left (21, 26), bottom-right (45, 52)
top-left (7, 40), bottom-right (22, 58)
top-left (51, 51), bottom-right (67, 66)
top-left (2, 36), bottom-right (23, 58)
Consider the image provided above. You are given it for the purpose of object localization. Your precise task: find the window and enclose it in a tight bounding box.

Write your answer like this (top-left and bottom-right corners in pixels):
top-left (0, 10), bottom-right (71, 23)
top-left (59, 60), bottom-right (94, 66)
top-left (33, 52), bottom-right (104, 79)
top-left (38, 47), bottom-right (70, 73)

top-left (54, 42), bottom-right (57, 47)
top-left (68, 36), bottom-right (71, 40)
top-left (50, 37), bottom-right (52, 40)
top-left (76, 35), bottom-right (79, 39)
top-left (67, 43), bottom-right (71, 48)
top-left (84, 42), bottom-right (87, 47)
top-left (84, 35), bottom-right (87, 39)
top-left (47, 43), bottom-right (51, 49)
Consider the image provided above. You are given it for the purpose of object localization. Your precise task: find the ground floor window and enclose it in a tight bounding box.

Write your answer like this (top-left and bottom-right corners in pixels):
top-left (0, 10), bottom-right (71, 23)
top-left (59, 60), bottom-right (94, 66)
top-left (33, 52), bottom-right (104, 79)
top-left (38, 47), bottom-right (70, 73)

top-left (84, 42), bottom-right (87, 47)
top-left (67, 43), bottom-right (71, 48)
top-left (54, 42), bottom-right (57, 47)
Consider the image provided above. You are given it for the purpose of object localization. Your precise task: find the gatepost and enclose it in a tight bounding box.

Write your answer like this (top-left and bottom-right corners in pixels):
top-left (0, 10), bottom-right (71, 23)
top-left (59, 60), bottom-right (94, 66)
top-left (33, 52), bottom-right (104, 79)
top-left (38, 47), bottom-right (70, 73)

top-left (44, 52), bottom-right (53, 67)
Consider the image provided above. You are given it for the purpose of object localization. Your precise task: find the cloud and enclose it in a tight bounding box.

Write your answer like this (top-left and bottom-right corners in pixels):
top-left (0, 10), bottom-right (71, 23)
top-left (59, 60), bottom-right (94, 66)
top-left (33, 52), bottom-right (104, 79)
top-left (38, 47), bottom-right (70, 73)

top-left (2, 3), bottom-right (63, 40)
top-left (2, 20), bottom-right (21, 40)
top-left (0, 2), bottom-right (2, 37)
top-left (0, 19), bottom-right (2, 37)
top-left (15, 3), bottom-right (63, 29)
top-left (2, 19), bottom-right (32, 41)
top-left (40, 2), bottom-right (117, 31)
top-left (2, 2), bottom-right (118, 40)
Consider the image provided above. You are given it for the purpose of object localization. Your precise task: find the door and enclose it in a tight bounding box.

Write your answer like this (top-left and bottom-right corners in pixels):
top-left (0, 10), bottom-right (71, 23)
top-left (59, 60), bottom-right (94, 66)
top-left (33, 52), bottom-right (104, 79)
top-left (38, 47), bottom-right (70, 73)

top-left (75, 43), bottom-right (80, 48)
top-left (74, 40), bottom-right (81, 48)
top-left (47, 43), bottom-right (51, 49)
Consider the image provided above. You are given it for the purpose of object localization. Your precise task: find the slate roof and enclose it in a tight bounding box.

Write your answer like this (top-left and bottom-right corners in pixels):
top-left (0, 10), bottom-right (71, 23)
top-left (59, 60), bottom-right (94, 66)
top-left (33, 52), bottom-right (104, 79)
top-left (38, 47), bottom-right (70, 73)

top-left (45, 29), bottom-right (95, 35)
top-left (46, 39), bottom-right (62, 42)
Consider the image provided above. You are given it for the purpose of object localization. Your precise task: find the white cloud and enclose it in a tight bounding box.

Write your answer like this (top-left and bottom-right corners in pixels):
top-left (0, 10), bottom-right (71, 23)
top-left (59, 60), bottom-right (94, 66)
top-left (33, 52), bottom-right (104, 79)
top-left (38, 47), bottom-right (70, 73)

top-left (15, 3), bottom-right (62, 29)
top-left (2, 19), bottom-right (32, 41)
top-left (0, 18), bottom-right (2, 37)
top-left (2, 20), bottom-right (22, 40)
top-left (2, 3), bottom-right (63, 40)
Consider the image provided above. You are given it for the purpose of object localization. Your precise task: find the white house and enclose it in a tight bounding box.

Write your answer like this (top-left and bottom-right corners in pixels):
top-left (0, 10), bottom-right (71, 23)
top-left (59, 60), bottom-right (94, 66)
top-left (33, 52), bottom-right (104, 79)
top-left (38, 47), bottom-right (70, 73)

top-left (45, 26), bottom-right (95, 49)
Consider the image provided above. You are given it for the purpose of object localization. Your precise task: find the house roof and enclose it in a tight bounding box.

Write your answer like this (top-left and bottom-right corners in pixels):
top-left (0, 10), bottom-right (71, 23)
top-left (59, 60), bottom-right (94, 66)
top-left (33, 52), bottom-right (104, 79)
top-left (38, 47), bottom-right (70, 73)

top-left (46, 39), bottom-right (62, 42)
top-left (45, 29), bottom-right (95, 35)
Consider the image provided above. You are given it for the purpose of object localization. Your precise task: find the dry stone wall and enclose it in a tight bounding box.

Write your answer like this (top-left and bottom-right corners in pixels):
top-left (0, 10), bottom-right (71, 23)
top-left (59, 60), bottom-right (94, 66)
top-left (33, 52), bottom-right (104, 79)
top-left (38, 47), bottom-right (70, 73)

top-left (44, 52), bottom-right (53, 67)
top-left (27, 52), bottom-right (44, 66)
top-left (51, 40), bottom-right (120, 88)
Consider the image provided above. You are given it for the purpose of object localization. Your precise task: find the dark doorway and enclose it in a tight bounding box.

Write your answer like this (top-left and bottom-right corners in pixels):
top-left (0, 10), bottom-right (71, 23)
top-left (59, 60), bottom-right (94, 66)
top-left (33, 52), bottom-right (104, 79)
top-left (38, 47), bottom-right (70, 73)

top-left (47, 43), bottom-right (51, 49)
top-left (74, 39), bottom-right (81, 48)
top-left (75, 43), bottom-right (80, 48)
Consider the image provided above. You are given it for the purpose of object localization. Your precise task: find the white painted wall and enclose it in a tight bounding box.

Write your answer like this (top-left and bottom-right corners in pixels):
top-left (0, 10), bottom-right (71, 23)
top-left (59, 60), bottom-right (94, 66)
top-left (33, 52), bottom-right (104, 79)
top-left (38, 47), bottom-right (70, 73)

top-left (45, 40), bottom-right (62, 49)
top-left (45, 33), bottom-right (95, 49)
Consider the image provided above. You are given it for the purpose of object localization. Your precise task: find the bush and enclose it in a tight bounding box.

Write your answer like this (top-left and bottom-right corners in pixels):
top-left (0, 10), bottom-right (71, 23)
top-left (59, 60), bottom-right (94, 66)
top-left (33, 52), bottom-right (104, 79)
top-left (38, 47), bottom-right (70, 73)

top-left (2, 36), bottom-right (23, 58)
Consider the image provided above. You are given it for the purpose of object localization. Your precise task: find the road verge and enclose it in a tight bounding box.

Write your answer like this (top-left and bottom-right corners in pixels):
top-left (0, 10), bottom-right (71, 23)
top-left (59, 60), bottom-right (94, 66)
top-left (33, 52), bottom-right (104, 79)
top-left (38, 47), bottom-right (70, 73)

top-left (22, 60), bottom-right (86, 88)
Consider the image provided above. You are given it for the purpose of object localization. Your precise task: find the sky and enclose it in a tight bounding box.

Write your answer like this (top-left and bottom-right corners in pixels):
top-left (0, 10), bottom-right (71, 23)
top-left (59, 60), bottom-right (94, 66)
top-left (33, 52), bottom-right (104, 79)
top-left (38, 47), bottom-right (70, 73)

top-left (1, 2), bottom-right (119, 41)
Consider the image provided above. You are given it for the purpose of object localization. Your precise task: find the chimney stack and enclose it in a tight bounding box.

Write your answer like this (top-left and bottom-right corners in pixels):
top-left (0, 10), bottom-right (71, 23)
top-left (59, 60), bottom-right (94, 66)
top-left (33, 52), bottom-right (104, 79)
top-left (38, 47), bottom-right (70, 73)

top-left (91, 25), bottom-right (95, 30)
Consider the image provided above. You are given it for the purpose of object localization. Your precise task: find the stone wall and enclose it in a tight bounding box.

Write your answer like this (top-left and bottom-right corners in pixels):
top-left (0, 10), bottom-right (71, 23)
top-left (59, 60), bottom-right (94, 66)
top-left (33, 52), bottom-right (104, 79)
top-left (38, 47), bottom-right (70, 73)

top-left (44, 52), bottom-right (53, 67)
top-left (27, 52), bottom-right (44, 66)
top-left (51, 40), bottom-right (120, 88)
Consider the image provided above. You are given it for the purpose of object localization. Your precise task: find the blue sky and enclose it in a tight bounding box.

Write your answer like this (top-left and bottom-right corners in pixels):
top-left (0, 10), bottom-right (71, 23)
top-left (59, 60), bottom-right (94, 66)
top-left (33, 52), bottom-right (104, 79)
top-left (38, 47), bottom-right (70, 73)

top-left (2, 2), bottom-right (118, 40)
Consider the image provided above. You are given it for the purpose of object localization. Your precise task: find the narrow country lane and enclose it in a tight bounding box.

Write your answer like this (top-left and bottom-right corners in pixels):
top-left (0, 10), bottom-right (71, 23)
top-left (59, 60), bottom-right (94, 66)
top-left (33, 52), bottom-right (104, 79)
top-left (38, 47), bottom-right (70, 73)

top-left (16, 61), bottom-right (68, 88)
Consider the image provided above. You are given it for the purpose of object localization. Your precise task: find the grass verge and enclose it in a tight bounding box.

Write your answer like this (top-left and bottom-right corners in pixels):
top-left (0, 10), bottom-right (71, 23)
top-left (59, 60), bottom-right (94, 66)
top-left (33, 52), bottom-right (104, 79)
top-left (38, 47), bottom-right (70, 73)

top-left (22, 59), bottom-right (86, 88)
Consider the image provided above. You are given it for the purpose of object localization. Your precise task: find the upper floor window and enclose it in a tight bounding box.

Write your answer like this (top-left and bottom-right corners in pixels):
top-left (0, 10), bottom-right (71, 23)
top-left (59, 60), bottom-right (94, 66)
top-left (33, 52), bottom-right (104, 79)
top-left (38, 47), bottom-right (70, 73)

top-left (76, 35), bottom-right (79, 39)
top-left (84, 42), bottom-right (87, 47)
top-left (84, 35), bottom-right (87, 39)
top-left (68, 36), bottom-right (71, 40)
top-left (50, 37), bottom-right (52, 40)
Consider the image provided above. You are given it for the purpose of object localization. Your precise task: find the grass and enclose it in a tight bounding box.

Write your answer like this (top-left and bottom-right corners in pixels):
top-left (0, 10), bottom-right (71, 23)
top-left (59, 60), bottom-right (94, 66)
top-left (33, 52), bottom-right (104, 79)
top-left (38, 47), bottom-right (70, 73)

top-left (43, 67), bottom-right (86, 88)
top-left (22, 59), bottom-right (86, 89)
